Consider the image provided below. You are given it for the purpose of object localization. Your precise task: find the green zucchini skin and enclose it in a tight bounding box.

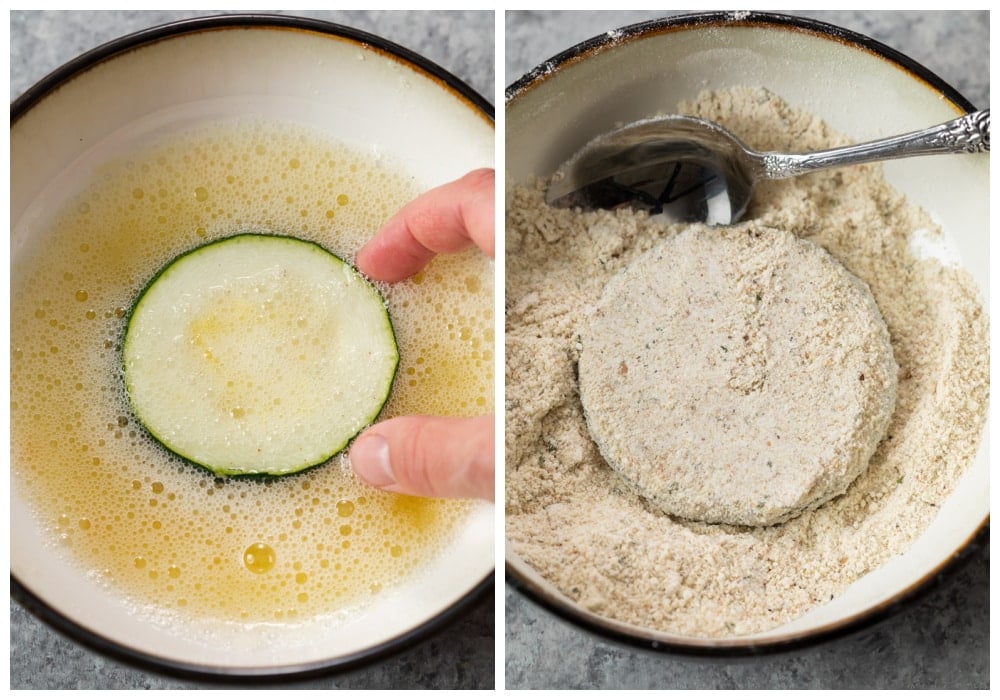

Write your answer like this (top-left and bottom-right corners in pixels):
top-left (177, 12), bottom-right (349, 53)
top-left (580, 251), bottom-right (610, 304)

top-left (122, 233), bottom-right (399, 477)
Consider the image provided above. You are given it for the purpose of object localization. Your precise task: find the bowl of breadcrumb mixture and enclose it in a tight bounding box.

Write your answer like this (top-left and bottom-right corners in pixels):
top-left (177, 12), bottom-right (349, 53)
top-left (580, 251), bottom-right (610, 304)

top-left (505, 12), bottom-right (988, 653)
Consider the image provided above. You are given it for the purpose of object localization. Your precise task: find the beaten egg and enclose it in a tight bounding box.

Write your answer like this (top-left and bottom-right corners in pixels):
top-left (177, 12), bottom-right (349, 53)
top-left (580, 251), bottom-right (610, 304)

top-left (10, 119), bottom-right (494, 624)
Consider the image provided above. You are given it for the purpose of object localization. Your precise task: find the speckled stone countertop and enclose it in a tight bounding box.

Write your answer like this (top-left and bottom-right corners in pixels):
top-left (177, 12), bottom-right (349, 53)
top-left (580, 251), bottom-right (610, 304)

top-left (504, 10), bottom-right (988, 690)
top-left (10, 10), bottom-right (494, 691)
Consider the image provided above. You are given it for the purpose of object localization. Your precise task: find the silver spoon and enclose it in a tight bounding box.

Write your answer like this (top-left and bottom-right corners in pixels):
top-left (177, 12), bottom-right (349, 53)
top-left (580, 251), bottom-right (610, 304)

top-left (546, 109), bottom-right (989, 226)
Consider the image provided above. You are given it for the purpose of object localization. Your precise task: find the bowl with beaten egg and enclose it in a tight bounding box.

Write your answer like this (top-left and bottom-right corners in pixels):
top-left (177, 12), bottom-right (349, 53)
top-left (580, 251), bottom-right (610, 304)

top-left (11, 13), bottom-right (494, 678)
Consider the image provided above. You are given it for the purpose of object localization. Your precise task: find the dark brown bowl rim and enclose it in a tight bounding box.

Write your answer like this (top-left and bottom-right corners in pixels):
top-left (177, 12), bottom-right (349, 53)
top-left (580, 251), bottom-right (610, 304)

top-left (505, 10), bottom-right (986, 658)
top-left (505, 10), bottom-right (976, 113)
top-left (12, 13), bottom-right (495, 124)
top-left (10, 12), bottom-right (494, 683)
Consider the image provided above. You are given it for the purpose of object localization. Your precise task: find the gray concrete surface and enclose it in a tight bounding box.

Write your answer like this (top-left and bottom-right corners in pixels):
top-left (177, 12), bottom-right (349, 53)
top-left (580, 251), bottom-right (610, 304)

top-left (504, 10), bottom-right (988, 690)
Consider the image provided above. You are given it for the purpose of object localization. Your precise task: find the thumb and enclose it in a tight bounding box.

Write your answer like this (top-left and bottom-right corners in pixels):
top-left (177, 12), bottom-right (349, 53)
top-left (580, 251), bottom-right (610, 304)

top-left (349, 415), bottom-right (494, 501)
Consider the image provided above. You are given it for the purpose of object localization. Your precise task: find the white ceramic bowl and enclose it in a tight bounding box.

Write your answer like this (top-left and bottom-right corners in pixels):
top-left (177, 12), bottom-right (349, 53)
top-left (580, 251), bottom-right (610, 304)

top-left (11, 15), bottom-right (494, 678)
top-left (506, 11), bottom-right (988, 654)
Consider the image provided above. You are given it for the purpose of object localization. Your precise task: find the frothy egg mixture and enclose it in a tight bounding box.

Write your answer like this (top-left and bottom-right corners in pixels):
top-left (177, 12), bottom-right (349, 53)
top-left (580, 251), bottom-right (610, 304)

top-left (10, 119), bottom-right (493, 624)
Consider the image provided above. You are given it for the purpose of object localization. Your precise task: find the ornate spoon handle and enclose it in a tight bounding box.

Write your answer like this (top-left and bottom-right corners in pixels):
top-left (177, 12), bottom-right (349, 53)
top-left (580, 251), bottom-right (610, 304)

top-left (758, 109), bottom-right (989, 179)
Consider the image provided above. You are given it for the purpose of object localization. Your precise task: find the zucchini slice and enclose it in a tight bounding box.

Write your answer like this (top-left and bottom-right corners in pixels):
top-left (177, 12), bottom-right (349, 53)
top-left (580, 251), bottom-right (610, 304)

top-left (123, 233), bottom-right (398, 476)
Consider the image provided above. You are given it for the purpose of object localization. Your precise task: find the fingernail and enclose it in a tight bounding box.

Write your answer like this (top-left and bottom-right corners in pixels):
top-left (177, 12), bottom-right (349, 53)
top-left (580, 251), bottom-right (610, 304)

top-left (350, 433), bottom-right (395, 488)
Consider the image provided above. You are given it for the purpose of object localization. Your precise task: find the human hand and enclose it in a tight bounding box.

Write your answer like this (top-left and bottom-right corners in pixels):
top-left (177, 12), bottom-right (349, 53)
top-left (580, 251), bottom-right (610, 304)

top-left (354, 168), bottom-right (494, 282)
top-left (349, 168), bottom-right (495, 501)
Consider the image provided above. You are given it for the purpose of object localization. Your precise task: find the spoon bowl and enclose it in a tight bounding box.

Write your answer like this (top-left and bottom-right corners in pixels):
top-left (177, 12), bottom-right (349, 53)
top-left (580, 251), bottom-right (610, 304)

top-left (546, 109), bottom-right (989, 225)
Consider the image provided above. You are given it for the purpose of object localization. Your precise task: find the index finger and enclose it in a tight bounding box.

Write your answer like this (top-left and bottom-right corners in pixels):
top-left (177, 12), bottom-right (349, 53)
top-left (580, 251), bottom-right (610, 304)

top-left (356, 168), bottom-right (494, 283)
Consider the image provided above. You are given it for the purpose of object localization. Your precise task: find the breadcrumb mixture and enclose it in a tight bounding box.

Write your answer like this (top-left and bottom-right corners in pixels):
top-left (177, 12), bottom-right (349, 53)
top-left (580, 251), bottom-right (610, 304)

top-left (504, 87), bottom-right (989, 637)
